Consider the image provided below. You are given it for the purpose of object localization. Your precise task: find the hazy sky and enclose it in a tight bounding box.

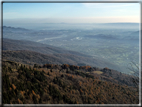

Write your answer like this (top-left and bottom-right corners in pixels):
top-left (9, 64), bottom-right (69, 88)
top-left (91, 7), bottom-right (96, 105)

top-left (3, 2), bottom-right (140, 24)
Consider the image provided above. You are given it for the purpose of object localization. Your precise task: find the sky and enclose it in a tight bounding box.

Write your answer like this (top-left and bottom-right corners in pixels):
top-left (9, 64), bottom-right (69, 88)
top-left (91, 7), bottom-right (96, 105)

top-left (3, 2), bottom-right (140, 24)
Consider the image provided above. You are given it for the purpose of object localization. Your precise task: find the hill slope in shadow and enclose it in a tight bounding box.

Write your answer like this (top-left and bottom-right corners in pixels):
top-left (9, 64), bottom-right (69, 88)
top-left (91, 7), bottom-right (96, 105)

top-left (3, 38), bottom-right (122, 71)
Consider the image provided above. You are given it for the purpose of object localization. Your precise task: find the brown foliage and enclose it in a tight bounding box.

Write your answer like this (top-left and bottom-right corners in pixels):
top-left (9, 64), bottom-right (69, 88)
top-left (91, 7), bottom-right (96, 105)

top-left (17, 98), bottom-right (23, 104)
top-left (2, 60), bottom-right (139, 104)
top-left (12, 84), bottom-right (16, 90)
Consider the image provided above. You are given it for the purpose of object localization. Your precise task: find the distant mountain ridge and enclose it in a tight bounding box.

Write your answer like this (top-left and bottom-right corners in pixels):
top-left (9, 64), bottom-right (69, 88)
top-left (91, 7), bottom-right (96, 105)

top-left (3, 25), bottom-right (139, 42)
top-left (85, 31), bottom-right (139, 40)
top-left (103, 22), bottom-right (139, 25)
top-left (85, 34), bottom-right (117, 40)
top-left (3, 26), bottom-right (31, 32)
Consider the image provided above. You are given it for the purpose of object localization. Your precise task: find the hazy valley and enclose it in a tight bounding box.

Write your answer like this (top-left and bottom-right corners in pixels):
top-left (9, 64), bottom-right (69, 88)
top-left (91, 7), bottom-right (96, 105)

top-left (3, 23), bottom-right (139, 75)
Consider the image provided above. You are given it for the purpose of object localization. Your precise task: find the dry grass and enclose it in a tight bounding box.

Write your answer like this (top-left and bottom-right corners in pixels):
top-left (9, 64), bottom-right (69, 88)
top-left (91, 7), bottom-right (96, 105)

top-left (12, 69), bottom-right (17, 72)
top-left (92, 71), bottom-right (103, 74)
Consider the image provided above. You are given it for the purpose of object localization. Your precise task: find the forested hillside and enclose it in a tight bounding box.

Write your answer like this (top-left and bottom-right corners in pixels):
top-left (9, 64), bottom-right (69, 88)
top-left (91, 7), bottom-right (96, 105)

top-left (2, 60), bottom-right (139, 104)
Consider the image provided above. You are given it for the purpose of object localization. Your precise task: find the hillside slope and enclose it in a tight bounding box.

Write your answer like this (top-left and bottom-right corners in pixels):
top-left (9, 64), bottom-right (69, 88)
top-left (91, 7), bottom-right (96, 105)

top-left (3, 38), bottom-right (89, 57)
top-left (2, 50), bottom-right (121, 71)
top-left (2, 60), bottom-right (139, 104)
top-left (3, 38), bottom-right (122, 71)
